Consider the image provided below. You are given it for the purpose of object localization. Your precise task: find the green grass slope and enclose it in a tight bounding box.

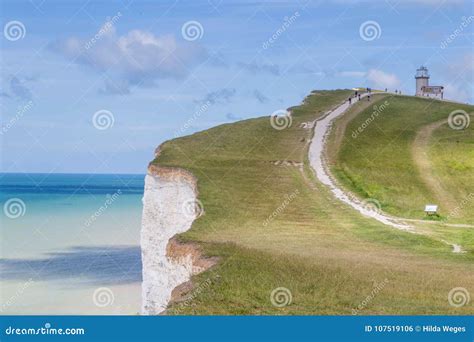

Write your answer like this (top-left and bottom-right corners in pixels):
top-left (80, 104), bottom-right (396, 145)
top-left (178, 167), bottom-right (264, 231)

top-left (428, 119), bottom-right (474, 222)
top-left (153, 90), bottom-right (474, 315)
top-left (334, 95), bottom-right (474, 223)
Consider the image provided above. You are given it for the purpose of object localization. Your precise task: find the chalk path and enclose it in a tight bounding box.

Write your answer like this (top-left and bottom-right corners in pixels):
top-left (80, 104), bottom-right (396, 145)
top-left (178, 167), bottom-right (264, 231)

top-left (307, 92), bottom-right (463, 253)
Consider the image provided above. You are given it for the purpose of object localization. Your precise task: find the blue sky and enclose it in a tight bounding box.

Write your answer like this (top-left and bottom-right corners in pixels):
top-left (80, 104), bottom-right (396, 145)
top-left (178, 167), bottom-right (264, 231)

top-left (1, 0), bottom-right (472, 174)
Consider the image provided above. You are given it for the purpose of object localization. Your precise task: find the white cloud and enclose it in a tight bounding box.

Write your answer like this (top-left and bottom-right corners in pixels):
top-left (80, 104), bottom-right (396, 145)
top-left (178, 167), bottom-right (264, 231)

top-left (196, 88), bottom-right (236, 105)
top-left (1, 76), bottom-right (33, 101)
top-left (442, 53), bottom-right (473, 103)
top-left (337, 71), bottom-right (366, 77)
top-left (237, 61), bottom-right (280, 75)
top-left (366, 69), bottom-right (401, 89)
top-left (447, 53), bottom-right (474, 78)
top-left (444, 83), bottom-right (470, 103)
top-left (52, 25), bottom-right (207, 93)
top-left (253, 89), bottom-right (269, 103)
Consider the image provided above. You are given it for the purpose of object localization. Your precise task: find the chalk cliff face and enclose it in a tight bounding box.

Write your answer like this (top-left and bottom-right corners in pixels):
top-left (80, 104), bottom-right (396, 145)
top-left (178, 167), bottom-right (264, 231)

top-left (140, 164), bottom-right (199, 315)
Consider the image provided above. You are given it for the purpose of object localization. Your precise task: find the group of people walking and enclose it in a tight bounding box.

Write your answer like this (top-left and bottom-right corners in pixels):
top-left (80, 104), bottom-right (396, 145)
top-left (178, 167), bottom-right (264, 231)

top-left (348, 87), bottom-right (403, 105)
top-left (348, 87), bottom-right (372, 104)
top-left (385, 88), bottom-right (402, 94)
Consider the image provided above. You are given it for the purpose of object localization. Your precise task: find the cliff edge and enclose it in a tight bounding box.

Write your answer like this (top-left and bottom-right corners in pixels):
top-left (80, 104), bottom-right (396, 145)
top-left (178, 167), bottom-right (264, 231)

top-left (140, 160), bottom-right (203, 314)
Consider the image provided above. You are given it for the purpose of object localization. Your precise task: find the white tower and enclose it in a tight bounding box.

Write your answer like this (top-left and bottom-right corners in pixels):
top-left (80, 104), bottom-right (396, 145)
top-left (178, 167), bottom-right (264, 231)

top-left (415, 66), bottom-right (429, 96)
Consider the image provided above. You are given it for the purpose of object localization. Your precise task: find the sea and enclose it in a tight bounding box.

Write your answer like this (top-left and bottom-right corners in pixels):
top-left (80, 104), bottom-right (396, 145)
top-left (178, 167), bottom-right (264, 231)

top-left (0, 173), bottom-right (144, 315)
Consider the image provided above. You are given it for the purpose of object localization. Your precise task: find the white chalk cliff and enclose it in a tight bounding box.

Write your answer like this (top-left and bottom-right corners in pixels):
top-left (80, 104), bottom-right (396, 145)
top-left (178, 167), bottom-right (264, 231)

top-left (140, 162), bottom-right (199, 315)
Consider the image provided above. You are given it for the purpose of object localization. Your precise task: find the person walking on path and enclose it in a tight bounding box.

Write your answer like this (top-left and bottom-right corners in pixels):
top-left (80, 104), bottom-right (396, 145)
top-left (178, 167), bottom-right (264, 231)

top-left (348, 97), bottom-right (352, 105)
top-left (367, 94), bottom-right (371, 101)
top-left (358, 94), bottom-right (361, 101)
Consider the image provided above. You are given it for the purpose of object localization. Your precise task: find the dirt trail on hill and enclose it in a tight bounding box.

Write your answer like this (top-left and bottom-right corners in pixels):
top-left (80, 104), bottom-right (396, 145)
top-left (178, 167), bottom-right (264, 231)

top-left (308, 93), bottom-right (413, 232)
top-left (308, 93), bottom-right (465, 253)
top-left (326, 94), bottom-right (388, 165)
top-left (412, 119), bottom-right (457, 212)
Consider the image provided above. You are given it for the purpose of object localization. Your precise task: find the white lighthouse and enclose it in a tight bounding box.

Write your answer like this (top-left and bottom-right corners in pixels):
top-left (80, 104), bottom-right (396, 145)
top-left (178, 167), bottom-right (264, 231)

top-left (415, 66), bottom-right (429, 96)
top-left (415, 66), bottom-right (444, 99)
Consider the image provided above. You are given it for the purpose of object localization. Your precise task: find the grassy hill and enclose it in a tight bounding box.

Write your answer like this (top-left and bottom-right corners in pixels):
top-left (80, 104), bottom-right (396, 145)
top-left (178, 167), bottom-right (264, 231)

top-left (153, 90), bottom-right (474, 315)
top-left (333, 94), bottom-right (474, 223)
top-left (428, 118), bottom-right (474, 221)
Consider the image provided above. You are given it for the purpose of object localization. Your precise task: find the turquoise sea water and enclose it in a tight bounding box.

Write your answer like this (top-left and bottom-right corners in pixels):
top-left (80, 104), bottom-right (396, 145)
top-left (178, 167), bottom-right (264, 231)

top-left (0, 173), bottom-right (144, 315)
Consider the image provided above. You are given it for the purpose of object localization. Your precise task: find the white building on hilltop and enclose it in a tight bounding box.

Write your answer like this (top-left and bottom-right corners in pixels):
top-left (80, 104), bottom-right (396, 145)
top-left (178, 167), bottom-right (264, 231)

top-left (415, 66), bottom-right (444, 99)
